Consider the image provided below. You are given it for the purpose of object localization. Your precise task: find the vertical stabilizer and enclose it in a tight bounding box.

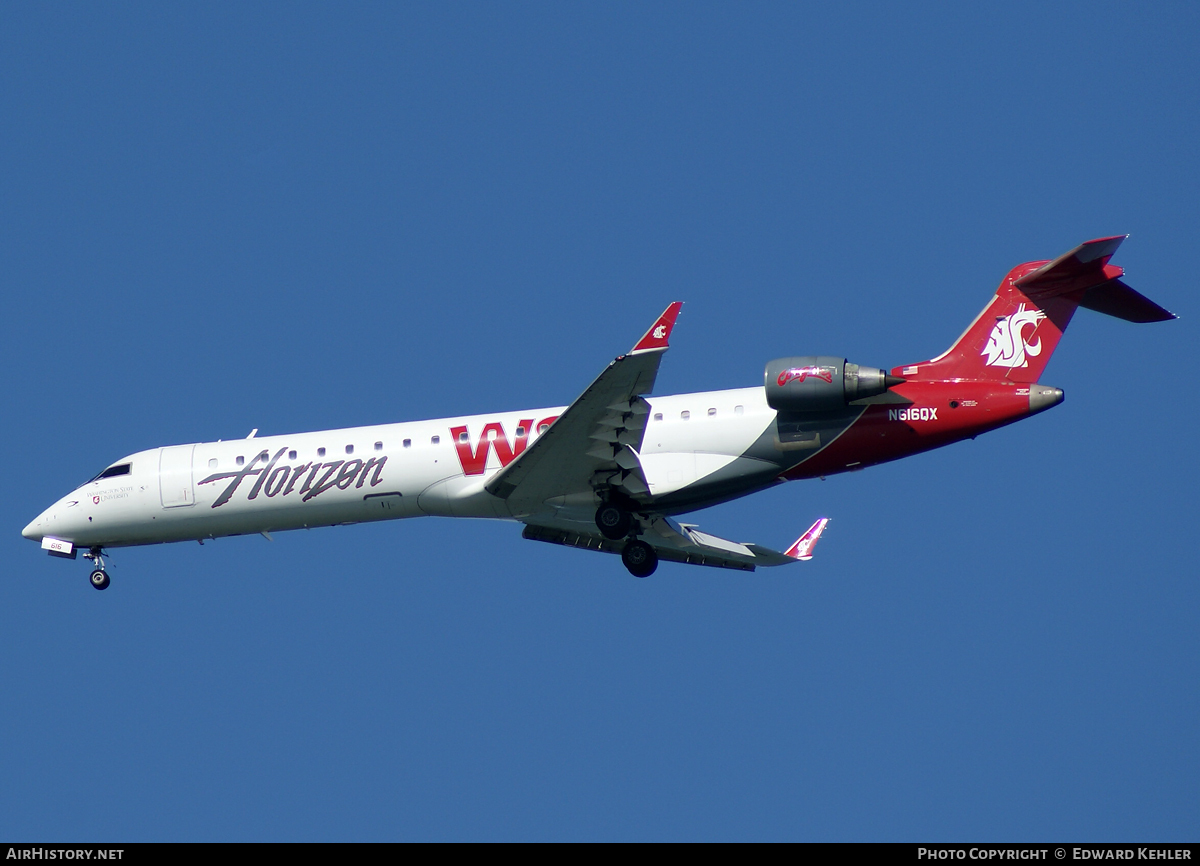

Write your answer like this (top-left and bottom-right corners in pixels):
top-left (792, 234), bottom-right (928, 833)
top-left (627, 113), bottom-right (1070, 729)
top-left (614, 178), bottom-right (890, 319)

top-left (896, 236), bottom-right (1167, 383)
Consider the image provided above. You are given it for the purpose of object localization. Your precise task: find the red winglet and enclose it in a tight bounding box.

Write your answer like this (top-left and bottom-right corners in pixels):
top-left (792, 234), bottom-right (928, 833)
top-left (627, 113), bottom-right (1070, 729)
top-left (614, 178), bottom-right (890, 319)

top-left (785, 518), bottom-right (830, 561)
top-left (631, 302), bottom-right (683, 353)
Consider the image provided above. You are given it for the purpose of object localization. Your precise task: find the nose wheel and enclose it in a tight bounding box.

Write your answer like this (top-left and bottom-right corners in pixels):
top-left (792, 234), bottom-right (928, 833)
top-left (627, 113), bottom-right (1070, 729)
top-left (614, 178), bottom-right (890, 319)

top-left (83, 547), bottom-right (110, 591)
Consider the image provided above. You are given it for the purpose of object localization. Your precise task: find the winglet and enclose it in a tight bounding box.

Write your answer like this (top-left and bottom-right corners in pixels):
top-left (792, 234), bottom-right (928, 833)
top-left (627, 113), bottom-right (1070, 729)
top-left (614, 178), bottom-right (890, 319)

top-left (784, 518), bottom-right (830, 561)
top-left (631, 302), bottom-right (683, 353)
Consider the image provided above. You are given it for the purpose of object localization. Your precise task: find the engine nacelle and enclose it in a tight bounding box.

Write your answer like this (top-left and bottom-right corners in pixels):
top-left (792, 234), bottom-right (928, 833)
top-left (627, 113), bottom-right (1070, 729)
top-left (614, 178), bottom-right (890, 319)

top-left (764, 356), bottom-right (901, 412)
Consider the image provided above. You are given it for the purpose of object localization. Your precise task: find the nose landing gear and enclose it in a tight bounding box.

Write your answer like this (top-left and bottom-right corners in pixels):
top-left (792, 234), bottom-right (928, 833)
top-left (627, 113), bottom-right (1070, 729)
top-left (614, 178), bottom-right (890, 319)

top-left (83, 547), bottom-right (110, 591)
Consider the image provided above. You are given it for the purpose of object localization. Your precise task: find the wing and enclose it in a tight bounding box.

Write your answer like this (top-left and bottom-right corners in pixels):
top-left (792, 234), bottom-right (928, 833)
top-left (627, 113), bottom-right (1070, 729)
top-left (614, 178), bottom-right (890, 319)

top-left (523, 515), bottom-right (830, 572)
top-left (485, 302), bottom-right (683, 515)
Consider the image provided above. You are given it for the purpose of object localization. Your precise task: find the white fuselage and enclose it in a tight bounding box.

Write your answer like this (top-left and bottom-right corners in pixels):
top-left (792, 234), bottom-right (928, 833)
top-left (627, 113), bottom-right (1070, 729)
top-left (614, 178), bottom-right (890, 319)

top-left (23, 387), bottom-right (778, 550)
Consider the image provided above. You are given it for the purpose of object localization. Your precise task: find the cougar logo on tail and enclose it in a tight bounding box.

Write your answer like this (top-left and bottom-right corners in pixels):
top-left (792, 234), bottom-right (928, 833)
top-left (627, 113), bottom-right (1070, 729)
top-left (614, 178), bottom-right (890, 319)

top-left (982, 304), bottom-right (1046, 368)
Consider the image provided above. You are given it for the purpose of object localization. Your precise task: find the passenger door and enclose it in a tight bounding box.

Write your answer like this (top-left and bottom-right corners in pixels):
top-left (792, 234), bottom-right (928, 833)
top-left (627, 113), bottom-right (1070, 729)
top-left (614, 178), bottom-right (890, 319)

top-left (159, 445), bottom-right (196, 508)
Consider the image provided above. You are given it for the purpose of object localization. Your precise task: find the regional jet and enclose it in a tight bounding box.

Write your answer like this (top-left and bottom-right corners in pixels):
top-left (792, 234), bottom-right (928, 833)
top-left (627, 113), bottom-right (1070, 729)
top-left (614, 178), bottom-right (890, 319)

top-left (23, 237), bottom-right (1174, 589)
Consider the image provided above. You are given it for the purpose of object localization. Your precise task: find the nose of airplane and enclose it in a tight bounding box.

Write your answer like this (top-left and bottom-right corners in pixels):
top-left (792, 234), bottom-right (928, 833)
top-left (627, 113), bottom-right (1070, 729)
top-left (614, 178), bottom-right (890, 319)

top-left (22, 517), bottom-right (43, 541)
top-left (22, 503), bottom-right (54, 542)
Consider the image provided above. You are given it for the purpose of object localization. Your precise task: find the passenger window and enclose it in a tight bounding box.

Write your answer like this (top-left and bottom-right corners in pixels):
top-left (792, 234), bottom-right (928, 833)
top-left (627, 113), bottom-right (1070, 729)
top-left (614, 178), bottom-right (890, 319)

top-left (236, 456), bottom-right (245, 466)
top-left (431, 435), bottom-right (440, 445)
top-left (708, 407), bottom-right (717, 416)
top-left (681, 411), bottom-right (690, 420)
top-left (735, 405), bottom-right (744, 415)
top-left (458, 431), bottom-right (469, 443)
top-left (318, 447), bottom-right (326, 457)
top-left (403, 439), bottom-right (411, 449)
top-left (653, 413), bottom-right (663, 422)
top-left (208, 458), bottom-right (218, 469)
top-left (345, 444), bottom-right (354, 455)
top-left (374, 441), bottom-right (383, 451)
top-left (516, 427), bottom-right (526, 437)
top-left (537, 424), bottom-right (549, 434)
top-left (288, 450), bottom-right (297, 460)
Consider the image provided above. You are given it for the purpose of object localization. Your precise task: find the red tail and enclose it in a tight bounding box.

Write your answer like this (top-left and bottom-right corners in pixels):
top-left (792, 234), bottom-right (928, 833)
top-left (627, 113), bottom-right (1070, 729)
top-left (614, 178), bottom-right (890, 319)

top-left (896, 236), bottom-right (1173, 384)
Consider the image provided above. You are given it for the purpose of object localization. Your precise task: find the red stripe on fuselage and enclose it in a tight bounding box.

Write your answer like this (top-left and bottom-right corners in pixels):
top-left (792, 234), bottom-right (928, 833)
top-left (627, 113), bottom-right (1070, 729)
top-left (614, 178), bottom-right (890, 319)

top-left (781, 380), bottom-right (1035, 480)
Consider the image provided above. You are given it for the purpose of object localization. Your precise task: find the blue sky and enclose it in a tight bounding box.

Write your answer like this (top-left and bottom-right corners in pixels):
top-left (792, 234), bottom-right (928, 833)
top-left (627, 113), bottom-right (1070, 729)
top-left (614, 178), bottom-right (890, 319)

top-left (2, 3), bottom-right (1196, 841)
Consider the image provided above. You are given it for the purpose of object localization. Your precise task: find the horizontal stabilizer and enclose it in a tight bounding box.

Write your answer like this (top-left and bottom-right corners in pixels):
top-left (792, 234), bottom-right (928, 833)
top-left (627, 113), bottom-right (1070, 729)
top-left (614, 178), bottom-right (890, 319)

top-left (1080, 278), bottom-right (1176, 323)
top-left (1015, 235), bottom-right (1126, 295)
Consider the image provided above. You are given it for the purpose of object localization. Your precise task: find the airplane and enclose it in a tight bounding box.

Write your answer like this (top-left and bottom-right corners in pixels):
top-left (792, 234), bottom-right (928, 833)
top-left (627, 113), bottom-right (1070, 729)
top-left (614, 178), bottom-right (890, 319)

top-left (23, 236), bottom-right (1175, 589)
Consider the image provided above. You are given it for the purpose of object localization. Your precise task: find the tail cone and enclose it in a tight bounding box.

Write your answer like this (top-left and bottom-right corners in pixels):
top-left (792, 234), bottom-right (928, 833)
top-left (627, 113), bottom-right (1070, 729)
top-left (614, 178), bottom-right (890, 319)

top-left (1029, 385), bottom-right (1064, 413)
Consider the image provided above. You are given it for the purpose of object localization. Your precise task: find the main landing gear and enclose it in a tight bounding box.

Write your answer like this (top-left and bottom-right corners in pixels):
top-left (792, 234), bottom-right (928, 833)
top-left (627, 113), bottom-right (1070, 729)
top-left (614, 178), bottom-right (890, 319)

top-left (595, 503), bottom-right (633, 540)
top-left (83, 547), bottom-right (110, 591)
top-left (621, 540), bottom-right (658, 578)
top-left (596, 500), bottom-right (658, 577)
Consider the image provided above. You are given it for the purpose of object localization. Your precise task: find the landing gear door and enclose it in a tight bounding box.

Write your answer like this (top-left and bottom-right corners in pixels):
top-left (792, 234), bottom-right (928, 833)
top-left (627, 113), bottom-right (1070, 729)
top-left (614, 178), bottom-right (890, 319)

top-left (160, 445), bottom-right (196, 508)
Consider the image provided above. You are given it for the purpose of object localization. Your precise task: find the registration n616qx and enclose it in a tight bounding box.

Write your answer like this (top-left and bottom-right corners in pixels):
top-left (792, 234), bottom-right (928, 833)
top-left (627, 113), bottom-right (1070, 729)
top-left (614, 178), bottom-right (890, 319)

top-left (24, 237), bottom-right (1174, 589)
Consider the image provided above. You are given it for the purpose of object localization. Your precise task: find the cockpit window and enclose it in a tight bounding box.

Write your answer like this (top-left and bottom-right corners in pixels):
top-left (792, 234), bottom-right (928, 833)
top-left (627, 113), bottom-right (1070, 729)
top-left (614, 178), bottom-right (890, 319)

top-left (89, 463), bottom-right (131, 483)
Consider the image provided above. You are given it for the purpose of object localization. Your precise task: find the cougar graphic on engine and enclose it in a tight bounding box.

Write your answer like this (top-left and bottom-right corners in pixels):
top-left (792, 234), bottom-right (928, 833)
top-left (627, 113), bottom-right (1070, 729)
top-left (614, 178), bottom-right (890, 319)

top-left (776, 366), bottom-right (835, 387)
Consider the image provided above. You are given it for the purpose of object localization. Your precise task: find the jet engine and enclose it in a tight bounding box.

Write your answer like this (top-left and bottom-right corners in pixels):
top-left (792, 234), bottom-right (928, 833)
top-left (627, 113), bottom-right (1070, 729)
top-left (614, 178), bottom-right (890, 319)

top-left (764, 356), bottom-right (904, 412)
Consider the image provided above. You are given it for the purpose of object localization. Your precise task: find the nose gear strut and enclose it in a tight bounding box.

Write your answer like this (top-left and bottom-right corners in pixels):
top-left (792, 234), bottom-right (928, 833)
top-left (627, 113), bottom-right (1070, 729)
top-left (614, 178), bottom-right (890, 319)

top-left (83, 547), bottom-right (110, 591)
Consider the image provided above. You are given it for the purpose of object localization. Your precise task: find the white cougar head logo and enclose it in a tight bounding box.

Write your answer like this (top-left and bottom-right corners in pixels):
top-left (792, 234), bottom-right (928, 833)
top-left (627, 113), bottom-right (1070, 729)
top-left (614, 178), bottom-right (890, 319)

top-left (982, 303), bottom-right (1046, 368)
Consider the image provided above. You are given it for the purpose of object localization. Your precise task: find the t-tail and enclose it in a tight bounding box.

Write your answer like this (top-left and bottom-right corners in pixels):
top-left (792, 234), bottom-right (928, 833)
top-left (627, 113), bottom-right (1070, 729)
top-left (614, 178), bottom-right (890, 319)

top-left (897, 236), bottom-right (1176, 384)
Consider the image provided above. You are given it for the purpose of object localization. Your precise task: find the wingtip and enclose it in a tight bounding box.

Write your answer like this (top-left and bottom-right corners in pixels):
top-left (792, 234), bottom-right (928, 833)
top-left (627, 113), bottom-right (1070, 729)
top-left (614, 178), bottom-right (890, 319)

top-left (631, 301), bottom-right (684, 353)
top-left (785, 517), bottom-right (830, 561)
